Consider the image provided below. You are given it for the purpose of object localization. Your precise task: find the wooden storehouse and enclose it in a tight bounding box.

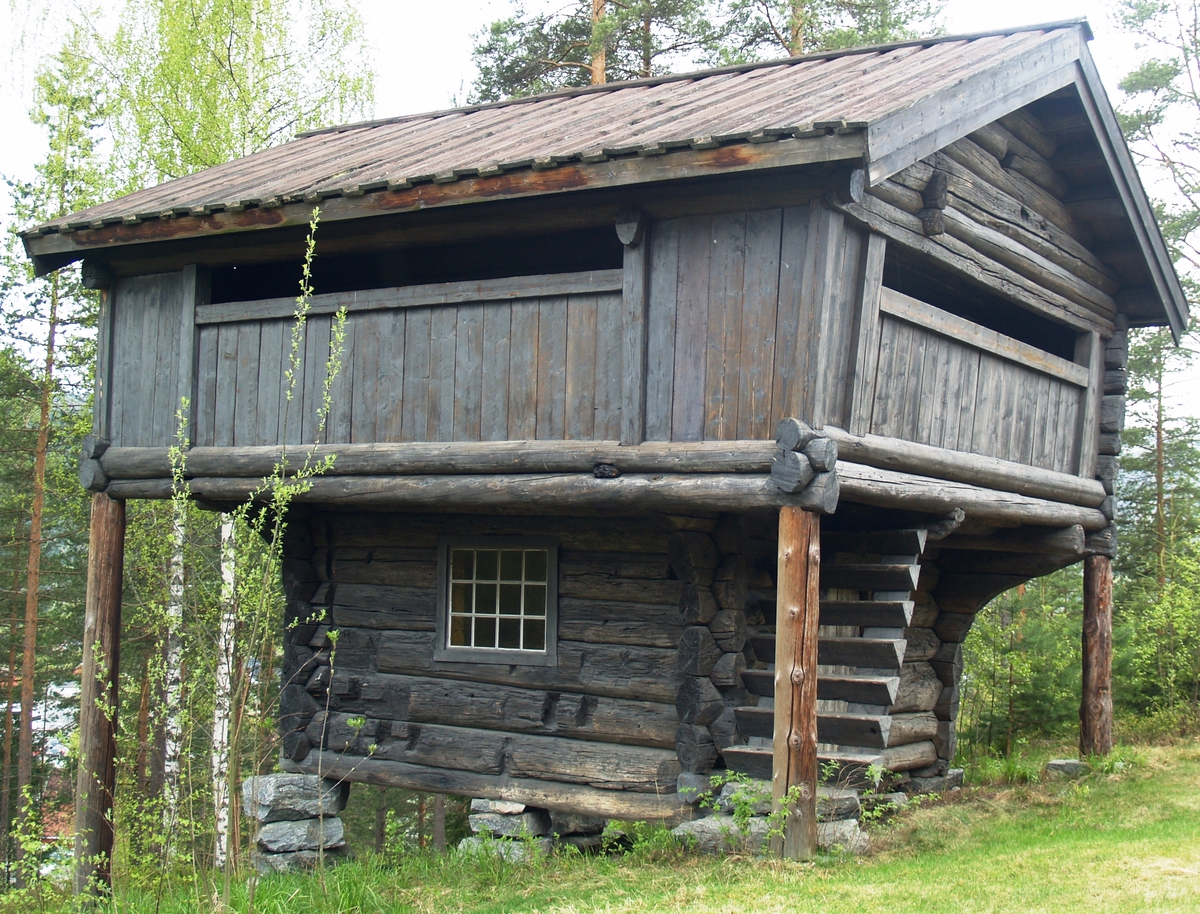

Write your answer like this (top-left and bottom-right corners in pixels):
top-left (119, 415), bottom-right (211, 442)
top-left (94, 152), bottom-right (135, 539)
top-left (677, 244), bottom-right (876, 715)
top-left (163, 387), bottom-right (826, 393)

top-left (24, 20), bottom-right (1187, 871)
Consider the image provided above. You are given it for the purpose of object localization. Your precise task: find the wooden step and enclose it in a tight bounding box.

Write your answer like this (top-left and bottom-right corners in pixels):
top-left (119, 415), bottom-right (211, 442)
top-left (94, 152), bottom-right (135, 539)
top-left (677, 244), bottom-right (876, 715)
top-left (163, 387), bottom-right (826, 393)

top-left (820, 600), bottom-right (913, 627)
top-left (822, 529), bottom-right (927, 556)
top-left (742, 669), bottom-right (900, 705)
top-left (735, 708), bottom-right (891, 748)
top-left (750, 634), bottom-right (906, 670)
top-left (821, 563), bottom-right (920, 592)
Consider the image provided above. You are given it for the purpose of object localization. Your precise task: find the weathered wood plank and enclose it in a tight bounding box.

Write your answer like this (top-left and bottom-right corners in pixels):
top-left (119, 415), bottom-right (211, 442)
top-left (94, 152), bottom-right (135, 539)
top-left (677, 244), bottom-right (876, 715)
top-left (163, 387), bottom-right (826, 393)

top-left (196, 270), bottom-right (624, 324)
top-left (705, 212), bottom-right (746, 440)
top-left (645, 219), bottom-right (680, 440)
top-left (621, 237), bottom-right (649, 444)
top-left (566, 294), bottom-right (598, 440)
top-left (508, 300), bottom-right (540, 439)
top-left (846, 232), bottom-right (887, 436)
top-left (400, 307), bottom-right (431, 443)
top-left (453, 304), bottom-right (485, 441)
top-left (671, 216), bottom-right (711, 441)
top-left (737, 209), bottom-right (783, 439)
top-left (772, 205), bottom-right (814, 425)
top-left (350, 311), bottom-right (379, 442)
top-left (194, 325), bottom-right (219, 448)
top-left (232, 321), bottom-right (261, 447)
top-left (536, 297), bottom-right (568, 439)
top-left (480, 303), bottom-right (512, 441)
top-left (594, 290), bottom-right (624, 441)
top-left (426, 306), bottom-right (458, 443)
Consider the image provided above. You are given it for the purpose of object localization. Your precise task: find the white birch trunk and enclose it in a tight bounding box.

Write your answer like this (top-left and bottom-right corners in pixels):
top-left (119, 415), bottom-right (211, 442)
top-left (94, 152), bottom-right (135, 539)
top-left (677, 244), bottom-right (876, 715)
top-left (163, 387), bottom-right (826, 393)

top-left (162, 513), bottom-right (185, 838)
top-left (212, 517), bottom-right (236, 868)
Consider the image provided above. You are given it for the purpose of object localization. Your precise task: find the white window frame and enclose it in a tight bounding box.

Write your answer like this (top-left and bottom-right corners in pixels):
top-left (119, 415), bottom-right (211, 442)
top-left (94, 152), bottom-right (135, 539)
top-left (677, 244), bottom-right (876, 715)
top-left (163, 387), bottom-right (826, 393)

top-left (434, 536), bottom-right (558, 667)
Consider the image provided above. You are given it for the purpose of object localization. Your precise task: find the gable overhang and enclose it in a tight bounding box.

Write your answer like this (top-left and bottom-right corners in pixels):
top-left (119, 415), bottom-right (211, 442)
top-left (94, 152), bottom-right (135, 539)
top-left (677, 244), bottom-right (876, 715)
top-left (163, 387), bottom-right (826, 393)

top-left (863, 25), bottom-right (1188, 341)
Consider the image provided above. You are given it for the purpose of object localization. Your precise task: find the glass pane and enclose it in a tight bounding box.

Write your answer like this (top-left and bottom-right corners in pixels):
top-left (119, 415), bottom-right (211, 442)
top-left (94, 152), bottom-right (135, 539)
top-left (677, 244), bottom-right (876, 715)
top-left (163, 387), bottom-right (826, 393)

top-left (524, 584), bottom-right (546, 616)
top-left (476, 583), bottom-right (498, 614)
top-left (500, 550), bottom-right (523, 581)
top-left (450, 549), bottom-right (473, 580)
top-left (499, 583), bottom-right (522, 615)
top-left (449, 614), bottom-right (468, 646)
top-left (474, 616), bottom-right (496, 648)
top-left (498, 617), bottom-right (521, 649)
top-left (476, 549), bottom-right (499, 580)
top-left (523, 618), bottom-right (545, 651)
top-left (525, 550), bottom-right (547, 582)
top-left (451, 582), bottom-right (471, 614)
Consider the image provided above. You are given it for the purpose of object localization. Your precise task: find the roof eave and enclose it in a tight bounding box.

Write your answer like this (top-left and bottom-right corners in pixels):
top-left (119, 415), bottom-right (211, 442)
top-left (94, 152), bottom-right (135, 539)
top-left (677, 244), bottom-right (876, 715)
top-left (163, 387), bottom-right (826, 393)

top-left (20, 132), bottom-right (867, 275)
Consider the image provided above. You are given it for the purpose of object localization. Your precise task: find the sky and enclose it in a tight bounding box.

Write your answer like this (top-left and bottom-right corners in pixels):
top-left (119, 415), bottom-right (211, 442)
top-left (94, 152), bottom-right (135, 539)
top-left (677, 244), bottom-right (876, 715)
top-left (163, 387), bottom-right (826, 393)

top-left (0, 0), bottom-right (1195, 414)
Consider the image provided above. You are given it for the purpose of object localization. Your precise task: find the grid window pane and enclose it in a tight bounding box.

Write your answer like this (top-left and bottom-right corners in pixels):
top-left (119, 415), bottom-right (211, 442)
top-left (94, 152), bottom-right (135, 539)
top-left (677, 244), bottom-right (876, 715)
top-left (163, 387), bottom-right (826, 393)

top-left (447, 546), bottom-right (551, 654)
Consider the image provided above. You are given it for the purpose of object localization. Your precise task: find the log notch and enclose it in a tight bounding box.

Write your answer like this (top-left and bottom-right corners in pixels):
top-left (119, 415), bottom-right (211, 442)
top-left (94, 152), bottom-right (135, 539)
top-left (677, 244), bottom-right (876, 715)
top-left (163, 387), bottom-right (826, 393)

top-left (74, 494), bottom-right (125, 894)
top-left (772, 506), bottom-right (820, 860)
top-left (1080, 555), bottom-right (1113, 756)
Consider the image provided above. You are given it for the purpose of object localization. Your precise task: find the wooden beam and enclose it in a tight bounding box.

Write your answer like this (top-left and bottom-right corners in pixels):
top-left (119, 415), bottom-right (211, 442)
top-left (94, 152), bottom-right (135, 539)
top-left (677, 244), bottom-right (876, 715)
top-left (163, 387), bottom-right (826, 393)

top-left (825, 429), bottom-right (1106, 507)
top-left (846, 232), bottom-right (887, 435)
top-left (1080, 554), bottom-right (1113, 757)
top-left (1075, 330), bottom-right (1103, 478)
top-left (772, 507), bottom-right (820, 860)
top-left (74, 494), bottom-right (125, 895)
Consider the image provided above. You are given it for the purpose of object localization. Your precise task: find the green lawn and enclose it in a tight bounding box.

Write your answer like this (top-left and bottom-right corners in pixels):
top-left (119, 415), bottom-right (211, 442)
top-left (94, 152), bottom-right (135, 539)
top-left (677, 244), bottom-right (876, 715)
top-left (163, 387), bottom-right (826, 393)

top-left (30, 740), bottom-right (1200, 914)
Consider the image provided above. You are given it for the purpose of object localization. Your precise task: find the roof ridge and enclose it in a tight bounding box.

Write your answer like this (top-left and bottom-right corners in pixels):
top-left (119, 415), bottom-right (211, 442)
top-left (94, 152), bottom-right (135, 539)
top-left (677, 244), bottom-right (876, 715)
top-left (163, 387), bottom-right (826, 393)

top-left (297, 19), bottom-right (1092, 140)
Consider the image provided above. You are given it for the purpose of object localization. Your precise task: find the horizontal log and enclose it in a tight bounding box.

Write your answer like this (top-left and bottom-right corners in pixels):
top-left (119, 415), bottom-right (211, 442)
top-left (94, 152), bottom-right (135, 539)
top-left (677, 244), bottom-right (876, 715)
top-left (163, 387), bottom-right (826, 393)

top-left (889, 662), bottom-right (943, 714)
top-left (741, 670), bottom-right (899, 705)
top-left (824, 429), bottom-right (1105, 508)
top-left (722, 740), bottom-right (937, 779)
top-left (100, 440), bottom-right (781, 480)
top-left (371, 631), bottom-right (682, 703)
top-left (940, 524), bottom-right (1085, 555)
top-left (836, 463), bottom-right (1109, 531)
top-left (328, 670), bottom-right (679, 748)
top-left (749, 634), bottom-right (905, 670)
top-left (735, 707), bottom-right (891, 749)
top-left (297, 751), bottom-right (695, 822)
top-left (885, 712), bottom-right (939, 748)
top-left (822, 563), bottom-right (919, 592)
top-left (819, 601), bottom-right (914, 628)
top-left (821, 529), bottom-right (927, 556)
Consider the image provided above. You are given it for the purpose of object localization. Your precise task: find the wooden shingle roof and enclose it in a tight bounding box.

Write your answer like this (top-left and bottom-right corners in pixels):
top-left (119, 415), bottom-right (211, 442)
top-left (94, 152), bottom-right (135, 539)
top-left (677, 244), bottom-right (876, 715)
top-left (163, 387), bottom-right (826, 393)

top-left (20, 19), bottom-right (1188, 335)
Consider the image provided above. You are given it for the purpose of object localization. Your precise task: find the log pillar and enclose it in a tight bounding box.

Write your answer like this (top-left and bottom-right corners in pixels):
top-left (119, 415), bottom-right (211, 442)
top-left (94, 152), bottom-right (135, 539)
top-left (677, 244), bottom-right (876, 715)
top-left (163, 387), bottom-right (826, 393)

top-left (74, 493), bottom-right (125, 894)
top-left (772, 507), bottom-right (820, 860)
top-left (1080, 554), bottom-right (1113, 757)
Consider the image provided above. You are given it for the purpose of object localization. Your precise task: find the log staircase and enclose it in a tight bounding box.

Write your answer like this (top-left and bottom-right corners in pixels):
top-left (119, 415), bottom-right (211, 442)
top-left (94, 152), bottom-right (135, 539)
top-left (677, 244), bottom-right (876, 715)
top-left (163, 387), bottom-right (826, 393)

top-left (722, 528), bottom-right (929, 780)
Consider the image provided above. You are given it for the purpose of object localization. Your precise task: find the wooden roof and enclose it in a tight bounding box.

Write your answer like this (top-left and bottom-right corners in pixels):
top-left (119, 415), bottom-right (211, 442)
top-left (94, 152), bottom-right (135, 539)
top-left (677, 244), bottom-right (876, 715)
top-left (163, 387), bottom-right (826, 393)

top-left (21, 20), bottom-right (1188, 336)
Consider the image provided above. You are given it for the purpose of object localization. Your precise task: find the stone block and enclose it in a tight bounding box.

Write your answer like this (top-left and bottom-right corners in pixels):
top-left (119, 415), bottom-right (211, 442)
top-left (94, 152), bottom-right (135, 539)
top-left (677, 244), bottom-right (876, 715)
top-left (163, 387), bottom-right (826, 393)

top-left (907, 768), bottom-right (964, 795)
top-left (253, 845), bottom-right (349, 876)
top-left (549, 811), bottom-right (608, 836)
top-left (817, 786), bottom-right (861, 821)
top-left (469, 809), bottom-right (552, 838)
top-left (671, 814), bottom-right (768, 855)
top-left (677, 772), bottom-right (714, 804)
top-left (1046, 759), bottom-right (1089, 777)
top-left (258, 817), bottom-right (345, 853)
top-left (470, 798), bottom-right (526, 815)
top-left (716, 780), bottom-right (772, 817)
top-left (817, 819), bottom-right (870, 854)
top-left (459, 836), bottom-right (552, 861)
top-left (242, 774), bottom-right (348, 822)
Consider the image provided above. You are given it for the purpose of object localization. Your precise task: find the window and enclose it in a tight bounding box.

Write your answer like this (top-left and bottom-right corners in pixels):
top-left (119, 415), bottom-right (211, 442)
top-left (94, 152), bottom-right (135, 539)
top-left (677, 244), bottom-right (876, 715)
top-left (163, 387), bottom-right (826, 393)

top-left (435, 537), bottom-right (558, 665)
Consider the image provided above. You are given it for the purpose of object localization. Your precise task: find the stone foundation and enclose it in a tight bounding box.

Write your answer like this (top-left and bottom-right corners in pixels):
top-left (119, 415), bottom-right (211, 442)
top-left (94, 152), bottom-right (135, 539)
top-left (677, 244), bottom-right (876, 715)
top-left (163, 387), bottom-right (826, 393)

top-left (243, 774), bottom-right (350, 874)
top-left (460, 799), bottom-right (609, 857)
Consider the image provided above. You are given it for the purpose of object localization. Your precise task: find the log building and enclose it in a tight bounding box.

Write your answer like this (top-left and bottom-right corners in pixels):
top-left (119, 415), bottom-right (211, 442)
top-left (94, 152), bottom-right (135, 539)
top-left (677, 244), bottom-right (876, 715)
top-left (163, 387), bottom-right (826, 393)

top-left (22, 20), bottom-right (1187, 874)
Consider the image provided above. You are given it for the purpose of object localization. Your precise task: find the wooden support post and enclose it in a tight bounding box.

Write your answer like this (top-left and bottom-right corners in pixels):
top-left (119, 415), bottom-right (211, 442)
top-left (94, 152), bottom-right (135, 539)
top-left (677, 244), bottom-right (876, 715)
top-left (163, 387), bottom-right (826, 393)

top-left (74, 493), bottom-right (125, 895)
top-left (772, 507), bottom-right (820, 860)
top-left (433, 793), bottom-right (446, 852)
top-left (1080, 554), bottom-right (1113, 757)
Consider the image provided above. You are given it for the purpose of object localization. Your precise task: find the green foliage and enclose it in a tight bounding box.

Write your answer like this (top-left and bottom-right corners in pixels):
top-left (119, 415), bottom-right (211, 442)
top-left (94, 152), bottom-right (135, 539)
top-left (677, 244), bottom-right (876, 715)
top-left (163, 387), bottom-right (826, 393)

top-left (99, 0), bottom-right (375, 187)
top-left (470, 0), bottom-right (944, 102)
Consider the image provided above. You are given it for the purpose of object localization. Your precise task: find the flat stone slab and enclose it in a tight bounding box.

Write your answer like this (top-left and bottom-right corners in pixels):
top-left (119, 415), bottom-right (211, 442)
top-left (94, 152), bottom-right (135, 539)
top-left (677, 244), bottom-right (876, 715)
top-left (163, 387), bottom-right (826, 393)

top-left (1046, 759), bottom-right (1090, 776)
top-left (677, 772), bottom-right (714, 804)
top-left (469, 809), bottom-right (552, 838)
top-left (243, 774), bottom-right (348, 822)
top-left (258, 817), bottom-right (345, 853)
top-left (549, 811), bottom-right (608, 836)
top-left (907, 768), bottom-right (964, 795)
top-left (471, 798), bottom-right (527, 815)
top-left (818, 786), bottom-right (861, 821)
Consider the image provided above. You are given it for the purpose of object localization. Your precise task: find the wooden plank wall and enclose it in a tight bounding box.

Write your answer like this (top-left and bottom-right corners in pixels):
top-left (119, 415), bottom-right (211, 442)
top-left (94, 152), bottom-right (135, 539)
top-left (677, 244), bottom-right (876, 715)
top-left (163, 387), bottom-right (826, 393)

top-left (645, 203), bottom-right (866, 441)
top-left (288, 512), bottom-right (686, 797)
top-left (108, 271), bottom-right (187, 448)
top-left (193, 291), bottom-right (624, 447)
top-left (867, 313), bottom-right (1083, 473)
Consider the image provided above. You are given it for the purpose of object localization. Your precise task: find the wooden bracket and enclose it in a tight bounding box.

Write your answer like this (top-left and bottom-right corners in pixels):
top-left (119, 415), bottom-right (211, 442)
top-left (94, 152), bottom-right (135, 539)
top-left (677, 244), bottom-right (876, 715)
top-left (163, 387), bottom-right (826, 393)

top-left (615, 208), bottom-right (645, 247)
top-left (81, 260), bottom-right (112, 290)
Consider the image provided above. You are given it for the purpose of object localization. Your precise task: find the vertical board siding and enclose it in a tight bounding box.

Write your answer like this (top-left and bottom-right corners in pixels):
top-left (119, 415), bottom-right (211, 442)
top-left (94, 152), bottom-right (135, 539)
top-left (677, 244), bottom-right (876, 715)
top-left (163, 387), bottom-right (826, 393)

top-left (645, 220), bottom-right (680, 439)
top-left (868, 314), bottom-right (1085, 471)
top-left (109, 272), bottom-right (185, 447)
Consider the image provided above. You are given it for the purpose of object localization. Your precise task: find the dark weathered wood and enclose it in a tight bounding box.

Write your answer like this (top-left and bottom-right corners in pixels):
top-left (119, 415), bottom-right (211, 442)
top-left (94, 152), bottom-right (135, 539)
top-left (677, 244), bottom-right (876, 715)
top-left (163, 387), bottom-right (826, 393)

top-left (821, 528), bottom-right (926, 556)
top-left (197, 270), bottom-right (623, 325)
top-left (941, 524), bottom-right (1085, 555)
top-left (1080, 554), bottom-right (1113, 757)
top-left (675, 723), bottom-right (719, 773)
top-left (710, 650), bottom-right (746, 688)
top-left (847, 232), bottom-right (888, 435)
top-left (679, 583), bottom-right (720, 625)
top-left (740, 706), bottom-right (891, 749)
top-left (298, 751), bottom-right (695, 822)
top-left (667, 532), bottom-right (720, 584)
top-left (819, 600), bottom-right (913, 628)
top-left (821, 562), bottom-right (918, 592)
top-left (889, 662), bottom-right (943, 714)
top-left (75, 494), bottom-right (125, 895)
top-left (678, 626), bottom-right (722, 676)
top-left (887, 712), bottom-right (939, 747)
top-left (772, 506), bottom-right (819, 860)
top-left (620, 231), bottom-right (649, 445)
top-left (825, 429), bottom-right (1105, 507)
top-left (675, 676), bottom-right (725, 726)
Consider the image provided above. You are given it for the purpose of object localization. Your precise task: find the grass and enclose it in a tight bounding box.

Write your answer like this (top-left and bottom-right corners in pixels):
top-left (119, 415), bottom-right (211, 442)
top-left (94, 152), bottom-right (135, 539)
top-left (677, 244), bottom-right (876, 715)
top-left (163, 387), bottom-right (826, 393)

top-left (13, 739), bottom-right (1200, 914)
